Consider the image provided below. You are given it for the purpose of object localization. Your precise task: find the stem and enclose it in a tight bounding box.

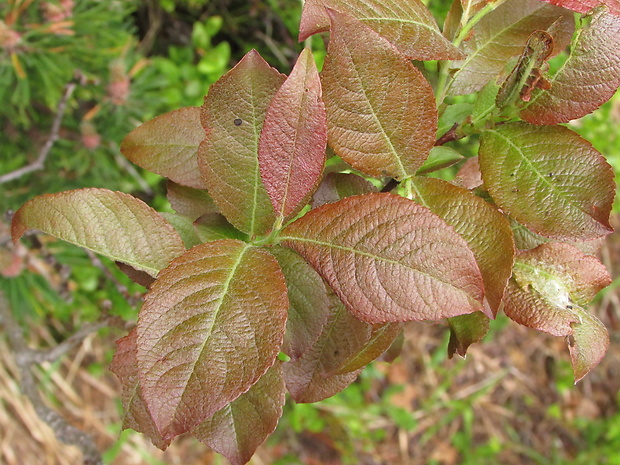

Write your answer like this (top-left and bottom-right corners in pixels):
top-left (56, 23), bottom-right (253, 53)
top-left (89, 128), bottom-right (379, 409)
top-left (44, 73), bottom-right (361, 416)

top-left (453, 0), bottom-right (510, 48)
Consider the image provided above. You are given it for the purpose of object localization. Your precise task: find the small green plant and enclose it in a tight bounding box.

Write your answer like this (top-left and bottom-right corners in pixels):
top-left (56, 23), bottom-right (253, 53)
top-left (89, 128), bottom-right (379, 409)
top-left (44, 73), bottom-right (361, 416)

top-left (10, 0), bottom-right (620, 463)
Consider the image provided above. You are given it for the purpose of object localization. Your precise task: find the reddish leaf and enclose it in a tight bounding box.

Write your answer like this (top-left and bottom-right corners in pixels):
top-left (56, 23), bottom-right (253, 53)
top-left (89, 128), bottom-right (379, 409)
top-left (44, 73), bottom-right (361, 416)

top-left (503, 242), bottom-right (611, 381)
top-left (448, 0), bottom-right (574, 95)
top-left (270, 246), bottom-right (331, 360)
top-left (192, 362), bottom-right (286, 465)
top-left (479, 123), bottom-right (614, 240)
top-left (166, 181), bottom-right (218, 220)
top-left (299, 0), bottom-right (464, 60)
top-left (11, 188), bottom-right (185, 276)
top-left (411, 177), bottom-right (515, 317)
top-left (198, 50), bottom-right (285, 237)
top-left (136, 240), bottom-right (288, 439)
top-left (538, 0), bottom-right (620, 15)
top-left (447, 312), bottom-right (490, 358)
top-left (283, 295), bottom-right (367, 403)
top-left (312, 172), bottom-right (378, 208)
top-left (321, 10), bottom-right (437, 180)
top-left (121, 107), bottom-right (207, 189)
top-left (258, 48), bottom-right (327, 220)
top-left (281, 193), bottom-right (484, 323)
top-left (109, 329), bottom-right (170, 450)
top-left (521, 7), bottom-right (620, 124)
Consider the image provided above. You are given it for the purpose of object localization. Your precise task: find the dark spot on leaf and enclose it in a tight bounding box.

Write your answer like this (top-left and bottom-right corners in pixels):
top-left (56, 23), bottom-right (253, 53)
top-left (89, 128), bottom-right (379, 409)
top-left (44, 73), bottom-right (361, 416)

top-left (567, 334), bottom-right (576, 347)
top-left (305, 88), bottom-right (309, 92)
top-left (510, 173), bottom-right (515, 177)
top-left (512, 188), bottom-right (519, 193)
top-left (234, 118), bottom-right (243, 126)
top-left (334, 350), bottom-right (339, 356)
top-left (566, 305), bottom-right (573, 309)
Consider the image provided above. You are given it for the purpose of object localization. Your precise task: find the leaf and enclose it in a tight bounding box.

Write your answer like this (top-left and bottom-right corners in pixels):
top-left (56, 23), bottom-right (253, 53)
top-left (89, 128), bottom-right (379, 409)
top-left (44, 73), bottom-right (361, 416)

top-left (411, 177), bottom-right (514, 317)
top-left (136, 240), bottom-right (288, 439)
top-left (198, 50), bottom-right (285, 237)
top-left (447, 312), bottom-right (490, 358)
top-left (416, 146), bottom-right (464, 176)
top-left (192, 362), bottom-right (286, 465)
top-left (299, 0), bottom-right (464, 60)
top-left (120, 107), bottom-right (207, 189)
top-left (282, 295), bottom-right (367, 403)
top-left (520, 7), bottom-right (620, 124)
top-left (258, 48), bottom-right (327, 221)
top-left (329, 321), bottom-right (402, 375)
top-left (538, 0), bottom-right (620, 16)
top-left (194, 213), bottom-right (247, 243)
top-left (448, 0), bottom-right (574, 95)
top-left (321, 10), bottom-right (437, 180)
top-left (11, 188), bottom-right (185, 277)
top-left (166, 181), bottom-right (218, 220)
top-left (479, 123), bottom-right (615, 240)
top-left (270, 246), bottom-right (331, 360)
top-left (159, 212), bottom-right (202, 248)
top-left (109, 329), bottom-right (171, 450)
top-left (503, 242), bottom-right (611, 381)
top-left (312, 172), bottom-right (378, 208)
top-left (281, 193), bottom-right (485, 323)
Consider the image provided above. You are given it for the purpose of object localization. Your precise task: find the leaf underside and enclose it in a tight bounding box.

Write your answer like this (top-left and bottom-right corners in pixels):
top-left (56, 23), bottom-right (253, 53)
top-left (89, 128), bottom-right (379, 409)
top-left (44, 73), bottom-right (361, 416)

top-left (299, 0), bottom-right (465, 60)
top-left (136, 239), bottom-right (288, 439)
top-left (11, 188), bottom-right (185, 276)
top-left (282, 193), bottom-right (485, 323)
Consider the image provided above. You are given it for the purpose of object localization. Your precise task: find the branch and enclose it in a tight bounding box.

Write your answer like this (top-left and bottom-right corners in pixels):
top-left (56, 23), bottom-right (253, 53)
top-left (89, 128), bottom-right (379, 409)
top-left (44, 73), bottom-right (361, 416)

top-left (0, 291), bottom-right (103, 465)
top-left (0, 81), bottom-right (77, 185)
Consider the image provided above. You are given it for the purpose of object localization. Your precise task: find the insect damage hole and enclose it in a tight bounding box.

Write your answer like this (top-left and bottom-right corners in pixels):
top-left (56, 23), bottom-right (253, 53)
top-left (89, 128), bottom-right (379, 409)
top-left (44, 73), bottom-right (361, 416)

top-left (233, 118), bottom-right (243, 126)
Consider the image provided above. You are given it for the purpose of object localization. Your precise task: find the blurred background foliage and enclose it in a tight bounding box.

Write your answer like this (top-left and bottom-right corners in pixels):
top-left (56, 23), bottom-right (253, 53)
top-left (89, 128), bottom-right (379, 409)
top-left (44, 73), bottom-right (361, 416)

top-left (0, 1), bottom-right (619, 464)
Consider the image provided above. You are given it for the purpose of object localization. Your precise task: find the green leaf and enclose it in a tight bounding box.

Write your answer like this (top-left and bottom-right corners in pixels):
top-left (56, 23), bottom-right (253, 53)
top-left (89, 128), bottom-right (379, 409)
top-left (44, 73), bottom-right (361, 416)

top-left (521, 7), bottom-right (620, 124)
top-left (299, 0), bottom-right (465, 60)
top-left (109, 329), bottom-right (171, 450)
top-left (479, 123), bottom-right (614, 240)
top-left (136, 240), bottom-right (288, 439)
top-left (270, 246), bottom-right (331, 360)
top-left (258, 48), bottom-right (327, 221)
top-left (159, 212), bottom-right (202, 248)
top-left (321, 10), bottom-right (437, 180)
top-left (281, 193), bottom-right (484, 323)
top-left (192, 362), bottom-right (286, 465)
top-left (503, 242), bottom-right (611, 381)
top-left (120, 107), bottom-right (207, 189)
top-left (415, 146), bottom-right (465, 176)
top-left (198, 50), bottom-right (285, 237)
top-left (447, 312), bottom-right (490, 358)
top-left (194, 213), bottom-right (248, 243)
top-left (411, 177), bottom-right (515, 317)
top-left (166, 181), bottom-right (218, 220)
top-left (448, 0), bottom-right (574, 95)
top-left (11, 188), bottom-right (185, 277)
top-left (282, 295), bottom-right (367, 403)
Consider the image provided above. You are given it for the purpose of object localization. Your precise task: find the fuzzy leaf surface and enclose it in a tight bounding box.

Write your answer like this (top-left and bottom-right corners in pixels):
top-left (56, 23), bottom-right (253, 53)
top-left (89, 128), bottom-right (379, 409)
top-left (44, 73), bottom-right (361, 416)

top-left (270, 246), bottom-right (331, 360)
top-left (411, 177), bottom-right (514, 317)
top-left (503, 242), bottom-right (611, 381)
top-left (282, 193), bottom-right (484, 323)
top-left (198, 50), bottom-right (285, 237)
top-left (521, 7), bottom-right (620, 124)
top-left (136, 240), bottom-right (288, 439)
top-left (258, 48), bottom-right (327, 220)
top-left (283, 296), bottom-right (367, 403)
top-left (11, 188), bottom-right (185, 277)
top-left (192, 362), bottom-right (286, 465)
top-left (299, 0), bottom-right (464, 60)
top-left (121, 107), bottom-right (207, 189)
top-left (321, 10), bottom-right (437, 180)
top-left (448, 0), bottom-right (574, 95)
top-left (109, 329), bottom-right (170, 450)
top-left (479, 123), bottom-right (614, 240)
